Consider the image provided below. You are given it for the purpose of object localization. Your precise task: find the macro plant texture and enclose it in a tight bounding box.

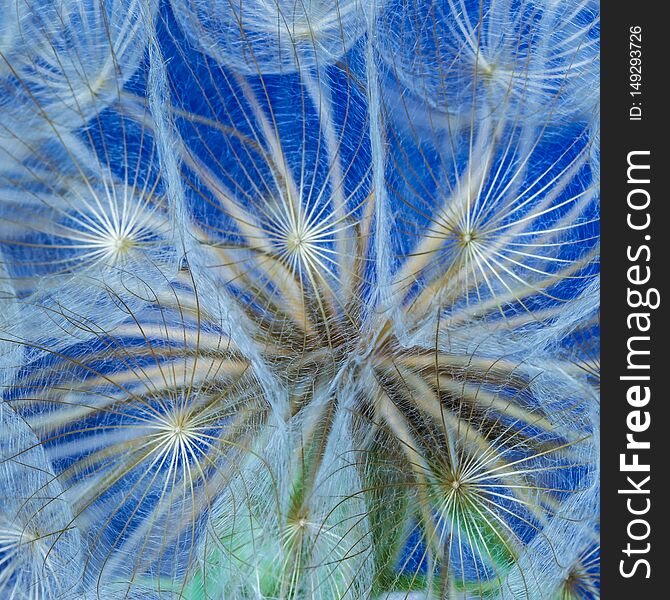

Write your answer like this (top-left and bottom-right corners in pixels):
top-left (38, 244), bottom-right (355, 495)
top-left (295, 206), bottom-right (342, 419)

top-left (0, 0), bottom-right (599, 598)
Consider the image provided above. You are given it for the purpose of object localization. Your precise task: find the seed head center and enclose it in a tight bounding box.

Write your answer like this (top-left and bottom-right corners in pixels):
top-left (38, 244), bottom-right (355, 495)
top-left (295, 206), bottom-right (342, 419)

top-left (107, 233), bottom-right (135, 255)
top-left (460, 230), bottom-right (477, 247)
top-left (287, 232), bottom-right (305, 251)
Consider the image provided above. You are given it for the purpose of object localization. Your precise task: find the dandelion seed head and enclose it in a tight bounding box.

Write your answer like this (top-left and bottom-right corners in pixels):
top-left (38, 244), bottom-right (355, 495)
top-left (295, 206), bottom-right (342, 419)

top-left (0, 404), bottom-right (82, 599)
top-left (171, 0), bottom-right (376, 74)
top-left (559, 543), bottom-right (600, 599)
top-left (0, 0), bottom-right (599, 596)
top-left (0, 0), bottom-right (154, 144)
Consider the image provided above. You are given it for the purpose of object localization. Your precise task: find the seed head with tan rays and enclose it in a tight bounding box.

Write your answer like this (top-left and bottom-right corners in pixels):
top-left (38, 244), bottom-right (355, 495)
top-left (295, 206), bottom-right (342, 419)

top-left (0, 403), bottom-right (82, 600)
top-left (0, 0), bottom-right (599, 598)
top-left (2, 275), bottom-right (269, 595)
top-left (557, 543), bottom-right (600, 600)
